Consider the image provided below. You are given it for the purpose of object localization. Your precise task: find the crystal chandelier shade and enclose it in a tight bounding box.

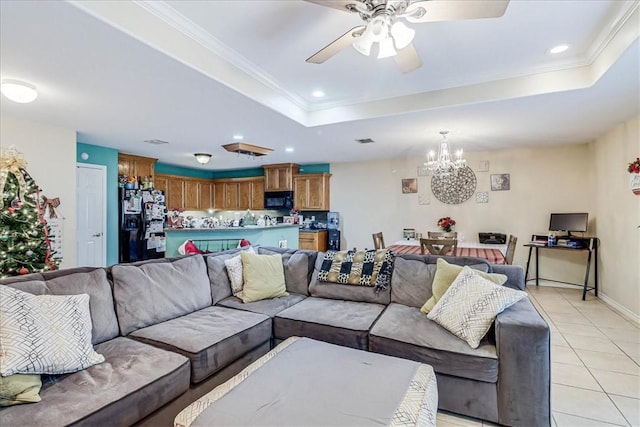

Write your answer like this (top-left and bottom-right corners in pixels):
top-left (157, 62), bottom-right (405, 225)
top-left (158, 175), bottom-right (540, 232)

top-left (425, 131), bottom-right (466, 176)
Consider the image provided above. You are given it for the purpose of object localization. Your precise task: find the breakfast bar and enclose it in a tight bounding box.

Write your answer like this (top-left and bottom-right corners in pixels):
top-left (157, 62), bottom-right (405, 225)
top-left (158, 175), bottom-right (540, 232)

top-left (164, 224), bottom-right (299, 257)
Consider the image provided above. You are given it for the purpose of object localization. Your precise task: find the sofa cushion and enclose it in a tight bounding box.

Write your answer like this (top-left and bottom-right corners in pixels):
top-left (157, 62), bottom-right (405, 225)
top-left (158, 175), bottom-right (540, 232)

top-left (205, 249), bottom-right (248, 304)
top-left (224, 247), bottom-right (256, 298)
top-left (240, 251), bottom-right (288, 303)
top-left (316, 249), bottom-right (393, 293)
top-left (1, 268), bottom-right (120, 344)
top-left (274, 297), bottom-right (386, 350)
top-left (0, 374), bottom-right (42, 406)
top-left (308, 254), bottom-right (391, 305)
top-left (129, 306), bottom-right (272, 383)
top-left (0, 286), bottom-right (105, 376)
top-left (217, 293), bottom-right (307, 317)
top-left (257, 247), bottom-right (317, 296)
top-left (370, 303), bottom-right (499, 383)
top-left (112, 255), bottom-right (212, 335)
top-left (427, 267), bottom-right (527, 349)
top-left (0, 337), bottom-right (190, 426)
top-left (421, 258), bottom-right (507, 314)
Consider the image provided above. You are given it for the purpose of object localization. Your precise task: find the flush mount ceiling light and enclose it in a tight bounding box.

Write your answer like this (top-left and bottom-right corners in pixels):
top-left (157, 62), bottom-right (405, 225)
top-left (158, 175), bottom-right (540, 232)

top-left (306, 0), bottom-right (510, 73)
top-left (548, 44), bottom-right (570, 54)
top-left (1, 79), bottom-right (38, 103)
top-left (222, 142), bottom-right (273, 158)
top-left (425, 131), bottom-right (466, 177)
top-left (194, 153), bottom-right (212, 164)
top-left (312, 90), bottom-right (326, 98)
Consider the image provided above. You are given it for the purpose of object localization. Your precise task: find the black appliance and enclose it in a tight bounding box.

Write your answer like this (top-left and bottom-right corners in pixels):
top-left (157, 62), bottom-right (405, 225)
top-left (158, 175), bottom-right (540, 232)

top-left (119, 188), bottom-right (166, 263)
top-left (328, 229), bottom-right (341, 250)
top-left (478, 232), bottom-right (507, 244)
top-left (264, 191), bottom-right (294, 211)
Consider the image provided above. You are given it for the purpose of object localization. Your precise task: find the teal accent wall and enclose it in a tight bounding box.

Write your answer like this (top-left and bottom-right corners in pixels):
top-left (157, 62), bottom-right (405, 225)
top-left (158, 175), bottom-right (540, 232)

top-left (211, 167), bottom-right (264, 178)
top-left (155, 162), bottom-right (214, 179)
top-left (76, 143), bottom-right (119, 266)
top-left (299, 164), bottom-right (330, 173)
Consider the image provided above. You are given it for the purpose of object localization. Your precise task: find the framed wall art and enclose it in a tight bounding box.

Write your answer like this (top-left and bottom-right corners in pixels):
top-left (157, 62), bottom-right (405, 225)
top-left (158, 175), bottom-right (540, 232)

top-left (490, 174), bottom-right (510, 191)
top-left (402, 178), bottom-right (418, 194)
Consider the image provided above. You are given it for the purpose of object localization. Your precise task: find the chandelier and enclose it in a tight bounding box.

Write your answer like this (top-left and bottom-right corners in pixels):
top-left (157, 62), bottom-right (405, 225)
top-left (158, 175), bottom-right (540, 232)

top-left (425, 131), bottom-right (466, 176)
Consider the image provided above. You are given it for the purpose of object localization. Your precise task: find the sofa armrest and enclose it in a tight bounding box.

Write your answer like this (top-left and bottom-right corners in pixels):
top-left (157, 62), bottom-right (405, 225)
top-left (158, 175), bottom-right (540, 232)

top-left (491, 264), bottom-right (525, 290)
top-left (495, 298), bottom-right (550, 427)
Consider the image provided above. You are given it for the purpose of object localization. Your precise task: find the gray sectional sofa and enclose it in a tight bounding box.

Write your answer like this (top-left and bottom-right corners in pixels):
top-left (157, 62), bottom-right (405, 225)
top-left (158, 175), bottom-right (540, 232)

top-left (0, 247), bottom-right (550, 427)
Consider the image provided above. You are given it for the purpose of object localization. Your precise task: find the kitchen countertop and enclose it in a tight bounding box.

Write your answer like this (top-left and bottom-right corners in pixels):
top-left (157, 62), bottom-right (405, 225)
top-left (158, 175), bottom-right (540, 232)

top-left (299, 228), bottom-right (328, 233)
top-left (165, 224), bottom-right (299, 232)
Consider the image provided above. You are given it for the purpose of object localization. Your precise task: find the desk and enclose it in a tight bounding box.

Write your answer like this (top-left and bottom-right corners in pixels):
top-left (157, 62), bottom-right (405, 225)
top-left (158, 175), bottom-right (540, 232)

top-left (390, 240), bottom-right (506, 263)
top-left (524, 235), bottom-right (599, 300)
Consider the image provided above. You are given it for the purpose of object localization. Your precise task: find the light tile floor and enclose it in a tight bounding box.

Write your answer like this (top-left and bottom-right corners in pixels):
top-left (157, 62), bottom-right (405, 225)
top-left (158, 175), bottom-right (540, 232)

top-left (437, 283), bottom-right (640, 427)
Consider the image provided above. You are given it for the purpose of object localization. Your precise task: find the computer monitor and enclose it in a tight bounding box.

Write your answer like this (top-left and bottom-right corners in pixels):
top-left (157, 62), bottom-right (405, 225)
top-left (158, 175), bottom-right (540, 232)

top-left (549, 213), bottom-right (588, 237)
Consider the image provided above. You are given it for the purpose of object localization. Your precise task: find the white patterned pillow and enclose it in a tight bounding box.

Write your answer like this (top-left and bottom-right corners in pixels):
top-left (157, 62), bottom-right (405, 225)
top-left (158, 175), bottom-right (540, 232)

top-left (224, 247), bottom-right (256, 298)
top-left (0, 286), bottom-right (105, 376)
top-left (427, 266), bottom-right (527, 348)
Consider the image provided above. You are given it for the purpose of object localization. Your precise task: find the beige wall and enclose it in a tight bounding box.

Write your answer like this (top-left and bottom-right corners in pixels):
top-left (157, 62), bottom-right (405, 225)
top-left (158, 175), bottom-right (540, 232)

top-left (331, 143), bottom-right (597, 291)
top-left (1, 116), bottom-right (77, 269)
top-left (591, 114), bottom-right (640, 319)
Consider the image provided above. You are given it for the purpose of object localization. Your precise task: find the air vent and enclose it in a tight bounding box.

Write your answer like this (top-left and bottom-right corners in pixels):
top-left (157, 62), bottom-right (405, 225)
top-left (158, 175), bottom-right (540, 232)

top-left (355, 138), bottom-right (375, 144)
top-left (144, 139), bottom-right (169, 145)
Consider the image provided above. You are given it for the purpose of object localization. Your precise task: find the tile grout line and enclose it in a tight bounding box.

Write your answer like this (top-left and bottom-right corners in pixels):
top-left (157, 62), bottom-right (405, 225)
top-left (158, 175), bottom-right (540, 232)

top-left (553, 409), bottom-right (630, 427)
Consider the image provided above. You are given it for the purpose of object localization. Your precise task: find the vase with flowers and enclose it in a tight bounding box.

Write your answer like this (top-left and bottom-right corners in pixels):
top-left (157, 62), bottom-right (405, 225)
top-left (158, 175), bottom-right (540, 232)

top-left (629, 157), bottom-right (640, 195)
top-left (437, 217), bottom-right (456, 232)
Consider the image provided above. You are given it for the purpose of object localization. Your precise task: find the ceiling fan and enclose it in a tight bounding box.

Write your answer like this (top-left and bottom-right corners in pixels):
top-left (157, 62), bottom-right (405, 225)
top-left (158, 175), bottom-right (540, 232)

top-left (305, 0), bottom-right (510, 73)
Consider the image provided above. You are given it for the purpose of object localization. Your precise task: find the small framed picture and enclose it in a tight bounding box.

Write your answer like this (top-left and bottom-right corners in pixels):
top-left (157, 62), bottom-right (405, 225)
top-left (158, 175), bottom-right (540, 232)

top-left (491, 174), bottom-right (510, 191)
top-left (283, 216), bottom-right (295, 224)
top-left (402, 178), bottom-right (418, 194)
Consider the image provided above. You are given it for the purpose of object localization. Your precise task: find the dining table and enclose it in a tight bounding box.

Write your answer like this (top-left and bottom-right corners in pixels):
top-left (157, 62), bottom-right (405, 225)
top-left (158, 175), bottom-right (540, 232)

top-left (389, 239), bottom-right (507, 264)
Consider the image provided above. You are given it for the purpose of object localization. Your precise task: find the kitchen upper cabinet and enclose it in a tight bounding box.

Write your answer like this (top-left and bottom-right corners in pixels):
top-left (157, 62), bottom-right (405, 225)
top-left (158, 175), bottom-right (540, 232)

top-left (263, 163), bottom-right (299, 191)
top-left (251, 178), bottom-right (264, 210)
top-left (167, 177), bottom-right (185, 211)
top-left (184, 180), bottom-right (200, 210)
top-left (212, 178), bottom-right (265, 210)
top-left (199, 181), bottom-right (213, 210)
top-left (294, 173), bottom-right (331, 211)
top-left (118, 153), bottom-right (156, 180)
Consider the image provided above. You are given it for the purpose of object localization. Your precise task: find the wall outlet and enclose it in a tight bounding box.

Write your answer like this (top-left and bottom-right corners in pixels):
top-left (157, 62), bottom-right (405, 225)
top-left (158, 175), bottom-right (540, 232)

top-left (278, 240), bottom-right (287, 248)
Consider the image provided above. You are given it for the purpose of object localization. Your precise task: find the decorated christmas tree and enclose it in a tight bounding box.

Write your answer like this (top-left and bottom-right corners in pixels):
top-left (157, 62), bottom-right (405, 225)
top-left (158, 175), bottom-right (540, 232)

top-left (0, 147), bottom-right (60, 278)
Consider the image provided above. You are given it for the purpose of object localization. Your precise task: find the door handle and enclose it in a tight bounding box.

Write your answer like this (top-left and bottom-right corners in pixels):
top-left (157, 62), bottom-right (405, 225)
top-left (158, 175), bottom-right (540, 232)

top-left (92, 233), bottom-right (102, 237)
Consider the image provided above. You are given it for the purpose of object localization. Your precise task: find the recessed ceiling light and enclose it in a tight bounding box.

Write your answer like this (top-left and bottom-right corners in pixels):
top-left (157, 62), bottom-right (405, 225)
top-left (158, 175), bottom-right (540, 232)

top-left (233, 134), bottom-right (243, 140)
top-left (1, 79), bottom-right (38, 103)
top-left (285, 147), bottom-right (294, 152)
top-left (312, 90), bottom-right (325, 98)
top-left (144, 139), bottom-right (169, 145)
top-left (548, 44), bottom-right (570, 54)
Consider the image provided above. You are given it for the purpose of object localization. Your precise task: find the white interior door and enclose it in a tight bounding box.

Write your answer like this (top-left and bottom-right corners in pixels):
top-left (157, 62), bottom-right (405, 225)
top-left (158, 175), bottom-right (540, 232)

top-left (76, 164), bottom-right (106, 267)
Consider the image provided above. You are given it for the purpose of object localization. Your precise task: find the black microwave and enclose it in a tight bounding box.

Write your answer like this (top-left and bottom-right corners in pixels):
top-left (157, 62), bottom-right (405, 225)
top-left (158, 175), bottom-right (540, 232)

top-left (264, 191), bottom-right (294, 211)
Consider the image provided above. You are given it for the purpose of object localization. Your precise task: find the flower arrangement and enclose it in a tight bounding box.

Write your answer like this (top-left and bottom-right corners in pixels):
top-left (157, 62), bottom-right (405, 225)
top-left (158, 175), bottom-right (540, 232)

top-left (628, 157), bottom-right (640, 174)
top-left (289, 207), bottom-right (300, 216)
top-left (437, 216), bottom-right (456, 232)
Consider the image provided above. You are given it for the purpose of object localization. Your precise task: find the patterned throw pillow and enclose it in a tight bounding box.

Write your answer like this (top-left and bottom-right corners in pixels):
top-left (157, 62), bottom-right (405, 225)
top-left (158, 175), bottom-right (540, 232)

top-left (224, 247), bottom-right (256, 298)
top-left (0, 286), bottom-right (105, 376)
top-left (317, 249), bottom-right (394, 293)
top-left (427, 266), bottom-right (527, 348)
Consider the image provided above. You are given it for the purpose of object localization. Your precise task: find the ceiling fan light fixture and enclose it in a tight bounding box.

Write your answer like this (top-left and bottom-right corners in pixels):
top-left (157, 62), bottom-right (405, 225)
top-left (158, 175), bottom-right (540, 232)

top-left (377, 37), bottom-right (397, 59)
top-left (390, 21), bottom-right (415, 50)
top-left (353, 34), bottom-right (373, 56)
top-left (194, 153), bottom-right (212, 165)
top-left (368, 16), bottom-right (390, 42)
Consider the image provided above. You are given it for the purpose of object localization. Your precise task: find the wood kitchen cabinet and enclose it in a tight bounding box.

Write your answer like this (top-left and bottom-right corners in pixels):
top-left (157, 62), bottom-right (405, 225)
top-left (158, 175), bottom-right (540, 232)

top-left (167, 177), bottom-right (185, 211)
top-left (199, 181), bottom-right (213, 210)
top-left (263, 163), bottom-right (299, 191)
top-left (299, 230), bottom-right (328, 251)
top-left (117, 153), bottom-right (156, 180)
top-left (212, 177), bottom-right (264, 210)
top-left (184, 179), bottom-right (200, 210)
top-left (293, 173), bottom-right (331, 211)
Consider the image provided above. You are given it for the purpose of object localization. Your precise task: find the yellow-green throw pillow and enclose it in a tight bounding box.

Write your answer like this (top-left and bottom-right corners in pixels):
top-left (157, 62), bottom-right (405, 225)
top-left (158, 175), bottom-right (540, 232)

top-left (420, 258), bottom-right (507, 314)
top-left (0, 374), bottom-right (42, 406)
top-left (240, 252), bottom-right (288, 303)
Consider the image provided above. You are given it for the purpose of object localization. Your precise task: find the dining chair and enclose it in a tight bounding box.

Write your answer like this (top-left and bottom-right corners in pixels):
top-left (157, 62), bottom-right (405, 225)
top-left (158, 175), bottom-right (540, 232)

top-left (427, 231), bottom-right (458, 239)
top-left (503, 234), bottom-right (518, 264)
top-left (372, 232), bottom-right (385, 250)
top-left (420, 238), bottom-right (458, 256)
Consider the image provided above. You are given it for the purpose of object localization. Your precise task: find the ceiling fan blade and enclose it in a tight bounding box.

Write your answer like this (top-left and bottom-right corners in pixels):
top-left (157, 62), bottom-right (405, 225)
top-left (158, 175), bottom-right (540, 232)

top-left (405, 0), bottom-right (509, 23)
top-left (394, 43), bottom-right (423, 73)
top-left (306, 26), bottom-right (366, 64)
top-left (305, 0), bottom-right (364, 13)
